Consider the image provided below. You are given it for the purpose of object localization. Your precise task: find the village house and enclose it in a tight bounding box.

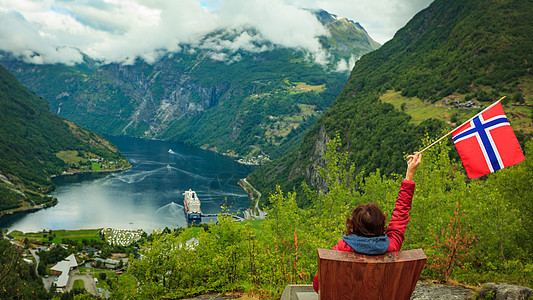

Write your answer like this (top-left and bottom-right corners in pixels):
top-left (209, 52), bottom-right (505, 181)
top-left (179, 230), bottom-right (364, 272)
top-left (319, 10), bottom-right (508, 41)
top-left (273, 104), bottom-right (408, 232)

top-left (50, 254), bottom-right (78, 292)
top-left (81, 247), bottom-right (96, 254)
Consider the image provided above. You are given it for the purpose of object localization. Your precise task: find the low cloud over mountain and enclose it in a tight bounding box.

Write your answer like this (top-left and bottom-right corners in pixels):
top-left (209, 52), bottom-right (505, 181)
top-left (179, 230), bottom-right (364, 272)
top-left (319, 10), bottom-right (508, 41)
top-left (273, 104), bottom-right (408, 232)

top-left (0, 0), bottom-right (328, 65)
top-left (0, 0), bottom-right (431, 65)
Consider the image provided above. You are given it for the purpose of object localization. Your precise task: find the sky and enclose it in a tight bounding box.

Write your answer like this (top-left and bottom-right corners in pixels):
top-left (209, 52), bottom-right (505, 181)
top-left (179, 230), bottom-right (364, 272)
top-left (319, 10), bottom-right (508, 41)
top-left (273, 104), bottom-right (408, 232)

top-left (0, 0), bottom-right (433, 65)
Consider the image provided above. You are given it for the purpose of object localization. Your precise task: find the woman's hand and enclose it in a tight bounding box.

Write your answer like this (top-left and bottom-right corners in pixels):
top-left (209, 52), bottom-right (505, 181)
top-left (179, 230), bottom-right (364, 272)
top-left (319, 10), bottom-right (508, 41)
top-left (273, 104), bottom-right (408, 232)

top-left (405, 152), bottom-right (422, 181)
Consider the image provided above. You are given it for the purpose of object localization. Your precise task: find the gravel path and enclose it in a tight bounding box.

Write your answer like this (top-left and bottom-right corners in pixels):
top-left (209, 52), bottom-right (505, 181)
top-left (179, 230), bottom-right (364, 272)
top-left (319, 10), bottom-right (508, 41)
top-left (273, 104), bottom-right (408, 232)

top-left (182, 295), bottom-right (241, 300)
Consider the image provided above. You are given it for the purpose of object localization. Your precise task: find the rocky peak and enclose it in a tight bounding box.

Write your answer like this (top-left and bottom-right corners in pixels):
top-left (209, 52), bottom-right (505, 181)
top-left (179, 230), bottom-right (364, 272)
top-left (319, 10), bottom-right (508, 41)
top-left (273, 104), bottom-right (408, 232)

top-left (311, 9), bottom-right (338, 25)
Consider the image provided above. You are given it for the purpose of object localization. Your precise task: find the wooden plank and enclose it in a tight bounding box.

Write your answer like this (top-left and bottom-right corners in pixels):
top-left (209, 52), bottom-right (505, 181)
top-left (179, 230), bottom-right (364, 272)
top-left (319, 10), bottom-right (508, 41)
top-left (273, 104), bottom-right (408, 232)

top-left (318, 248), bottom-right (427, 300)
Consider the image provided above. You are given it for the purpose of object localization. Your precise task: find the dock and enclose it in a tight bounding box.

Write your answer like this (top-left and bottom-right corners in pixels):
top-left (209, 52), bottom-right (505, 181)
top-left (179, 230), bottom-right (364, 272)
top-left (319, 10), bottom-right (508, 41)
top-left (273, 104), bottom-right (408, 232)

top-left (201, 213), bottom-right (245, 222)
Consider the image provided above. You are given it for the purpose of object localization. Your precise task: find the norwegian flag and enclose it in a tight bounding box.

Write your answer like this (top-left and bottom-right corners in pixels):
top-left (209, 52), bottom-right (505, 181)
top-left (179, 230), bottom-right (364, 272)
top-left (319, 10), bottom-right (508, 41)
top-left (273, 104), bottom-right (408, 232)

top-left (451, 101), bottom-right (525, 179)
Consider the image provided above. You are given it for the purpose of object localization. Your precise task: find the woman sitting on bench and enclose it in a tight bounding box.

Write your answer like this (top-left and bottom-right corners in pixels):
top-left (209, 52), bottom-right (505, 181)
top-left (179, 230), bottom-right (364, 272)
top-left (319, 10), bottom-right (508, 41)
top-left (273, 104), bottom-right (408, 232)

top-left (313, 152), bottom-right (422, 293)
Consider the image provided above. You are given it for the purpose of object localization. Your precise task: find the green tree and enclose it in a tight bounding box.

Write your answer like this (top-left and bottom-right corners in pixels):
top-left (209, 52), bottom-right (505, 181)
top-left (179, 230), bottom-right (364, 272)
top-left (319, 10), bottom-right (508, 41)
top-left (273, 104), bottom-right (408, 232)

top-left (99, 272), bottom-right (106, 281)
top-left (0, 239), bottom-right (49, 299)
top-left (487, 140), bottom-right (533, 255)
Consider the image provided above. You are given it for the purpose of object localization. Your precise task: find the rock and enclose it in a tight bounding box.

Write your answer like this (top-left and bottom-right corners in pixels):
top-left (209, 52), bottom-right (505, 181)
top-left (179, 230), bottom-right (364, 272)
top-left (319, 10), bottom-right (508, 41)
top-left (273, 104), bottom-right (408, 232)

top-left (281, 282), bottom-right (477, 300)
top-left (182, 293), bottom-right (241, 300)
top-left (281, 285), bottom-right (316, 300)
top-left (478, 283), bottom-right (533, 300)
top-left (410, 282), bottom-right (475, 300)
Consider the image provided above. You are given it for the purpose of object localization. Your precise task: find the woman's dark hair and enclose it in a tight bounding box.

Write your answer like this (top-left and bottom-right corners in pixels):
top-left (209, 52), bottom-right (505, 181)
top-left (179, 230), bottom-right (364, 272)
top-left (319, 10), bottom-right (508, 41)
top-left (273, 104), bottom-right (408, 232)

top-left (346, 203), bottom-right (387, 237)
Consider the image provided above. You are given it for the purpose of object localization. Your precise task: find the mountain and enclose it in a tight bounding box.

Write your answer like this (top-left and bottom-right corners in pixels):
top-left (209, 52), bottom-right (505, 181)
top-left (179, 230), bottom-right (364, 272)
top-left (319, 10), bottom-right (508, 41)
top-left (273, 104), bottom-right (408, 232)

top-left (313, 9), bottom-right (381, 63)
top-left (0, 65), bottom-right (130, 216)
top-left (0, 10), bottom-right (380, 161)
top-left (247, 0), bottom-right (533, 206)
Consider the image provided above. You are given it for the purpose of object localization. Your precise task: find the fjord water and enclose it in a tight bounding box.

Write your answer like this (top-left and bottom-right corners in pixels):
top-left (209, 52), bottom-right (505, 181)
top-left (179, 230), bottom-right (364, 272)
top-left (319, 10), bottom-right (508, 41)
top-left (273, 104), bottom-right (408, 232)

top-left (0, 136), bottom-right (255, 233)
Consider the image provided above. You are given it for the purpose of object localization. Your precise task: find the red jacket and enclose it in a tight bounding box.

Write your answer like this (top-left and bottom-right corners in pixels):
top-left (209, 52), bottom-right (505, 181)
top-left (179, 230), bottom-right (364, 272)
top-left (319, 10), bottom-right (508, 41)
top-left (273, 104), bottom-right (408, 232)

top-left (313, 179), bottom-right (416, 292)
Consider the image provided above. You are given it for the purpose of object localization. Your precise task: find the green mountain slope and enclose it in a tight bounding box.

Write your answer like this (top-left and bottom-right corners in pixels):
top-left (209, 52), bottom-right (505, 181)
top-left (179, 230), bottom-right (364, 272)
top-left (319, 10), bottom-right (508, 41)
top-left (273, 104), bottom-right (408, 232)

top-left (248, 0), bottom-right (533, 206)
top-left (0, 10), bottom-right (380, 161)
top-left (158, 49), bottom-right (348, 159)
top-left (0, 65), bottom-right (129, 215)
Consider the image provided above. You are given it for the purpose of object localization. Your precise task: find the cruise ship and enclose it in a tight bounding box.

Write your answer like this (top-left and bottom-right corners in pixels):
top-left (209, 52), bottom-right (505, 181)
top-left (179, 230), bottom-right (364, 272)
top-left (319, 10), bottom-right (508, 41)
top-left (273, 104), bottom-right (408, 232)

top-left (183, 189), bottom-right (202, 220)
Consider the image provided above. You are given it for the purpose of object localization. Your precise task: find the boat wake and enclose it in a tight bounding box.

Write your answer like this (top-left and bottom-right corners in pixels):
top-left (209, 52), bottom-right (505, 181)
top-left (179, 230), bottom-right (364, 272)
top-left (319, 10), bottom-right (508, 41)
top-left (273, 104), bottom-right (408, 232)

top-left (169, 149), bottom-right (187, 160)
top-left (207, 190), bottom-right (247, 198)
top-left (136, 160), bottom-right (171, 166)
top-left (166, 165), bottom-right (209, 180)
top-left (169, 149), bottom-right (201, 162)
top-left (113, 166), bottom-right (169, 184)
top-left (112, 164), bottom-right (210, 184)
top-left (113, 169), bottom-right (154, 184)
top-left (154, 202), bottom-right (184, 216)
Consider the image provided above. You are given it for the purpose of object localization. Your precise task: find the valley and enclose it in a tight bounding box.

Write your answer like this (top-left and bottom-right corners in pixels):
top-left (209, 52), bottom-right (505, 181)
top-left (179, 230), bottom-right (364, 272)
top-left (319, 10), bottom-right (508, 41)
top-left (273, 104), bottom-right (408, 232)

top-left (0, 10), bottom-right (380, 162)
top-left (0, 0), bottom-right (532, 298)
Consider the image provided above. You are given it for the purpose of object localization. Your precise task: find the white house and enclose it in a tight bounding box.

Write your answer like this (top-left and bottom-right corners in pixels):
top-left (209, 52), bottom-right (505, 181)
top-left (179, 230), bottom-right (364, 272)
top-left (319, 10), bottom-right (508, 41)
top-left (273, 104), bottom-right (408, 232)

top-left (50, 254), bottom-right (78, 291)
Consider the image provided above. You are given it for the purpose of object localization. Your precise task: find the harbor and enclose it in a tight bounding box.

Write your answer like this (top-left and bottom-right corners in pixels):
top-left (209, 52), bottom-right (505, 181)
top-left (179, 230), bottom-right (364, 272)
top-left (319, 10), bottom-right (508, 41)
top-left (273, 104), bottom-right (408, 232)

top-left (183, 189), bottom-right (247, 222)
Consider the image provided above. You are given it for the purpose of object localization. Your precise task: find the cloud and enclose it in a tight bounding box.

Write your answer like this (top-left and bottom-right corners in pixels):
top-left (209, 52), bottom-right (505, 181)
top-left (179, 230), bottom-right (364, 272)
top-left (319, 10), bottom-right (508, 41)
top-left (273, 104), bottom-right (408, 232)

top-left (0, 11), bottom-right (83, 65)
top-left (284, 0), bottom-right (434, 44)
top-left (0, 0), bottom-right (432, 65)
top-left (334, 55), bottom-right (357, 72)
top-left (200, 29), bottom-right (272, 53)
top-left (197, 0), bottom-right (330, 64)
top-left (61, 0), bottom-right (217, 64)
top-left (217, 0), bottom-right (328, 53)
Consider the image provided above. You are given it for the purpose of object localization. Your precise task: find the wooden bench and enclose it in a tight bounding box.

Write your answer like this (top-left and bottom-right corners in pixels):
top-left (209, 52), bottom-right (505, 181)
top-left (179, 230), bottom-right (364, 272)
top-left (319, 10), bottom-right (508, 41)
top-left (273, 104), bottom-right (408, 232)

top-left (317, 248), bottom-right (427, 300)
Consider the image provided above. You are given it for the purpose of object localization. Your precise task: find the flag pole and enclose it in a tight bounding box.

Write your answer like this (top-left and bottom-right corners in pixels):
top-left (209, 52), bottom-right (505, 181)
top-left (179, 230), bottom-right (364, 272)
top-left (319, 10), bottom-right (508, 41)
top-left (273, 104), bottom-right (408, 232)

top-left (418, 96), bottom-right (506, 154)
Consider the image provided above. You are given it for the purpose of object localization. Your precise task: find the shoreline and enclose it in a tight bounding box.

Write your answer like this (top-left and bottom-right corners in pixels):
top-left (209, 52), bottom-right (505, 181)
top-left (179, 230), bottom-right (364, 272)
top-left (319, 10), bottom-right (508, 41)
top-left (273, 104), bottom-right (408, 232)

top-left (50, 164), bottom-right (132, 179)
top-left (199, 144), bottom-right (271, 166)
top-left (0, 166), bottom-right (131, 221)
top-left (0, 201), bottom-right (57, 220)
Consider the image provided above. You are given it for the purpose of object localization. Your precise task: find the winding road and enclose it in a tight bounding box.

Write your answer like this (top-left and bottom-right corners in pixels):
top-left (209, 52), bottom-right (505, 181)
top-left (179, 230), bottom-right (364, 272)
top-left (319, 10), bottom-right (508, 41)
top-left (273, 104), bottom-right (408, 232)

top-left (242, 178), bottom-right (265, 219)
top-left (29, 249), bottom-right (40, 275)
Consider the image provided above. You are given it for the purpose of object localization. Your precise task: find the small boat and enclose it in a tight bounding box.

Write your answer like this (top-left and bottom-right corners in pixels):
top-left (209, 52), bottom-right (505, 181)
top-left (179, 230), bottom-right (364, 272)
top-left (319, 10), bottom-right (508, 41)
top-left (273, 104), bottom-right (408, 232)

top-left (183, 189), bottom-right (202, 220)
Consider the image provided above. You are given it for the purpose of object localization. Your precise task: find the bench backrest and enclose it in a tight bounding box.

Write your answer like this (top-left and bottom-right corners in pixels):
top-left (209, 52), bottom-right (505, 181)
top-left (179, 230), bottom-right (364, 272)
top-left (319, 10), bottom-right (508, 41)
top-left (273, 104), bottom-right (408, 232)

top-left (318, 248), bottom-right (427, 300)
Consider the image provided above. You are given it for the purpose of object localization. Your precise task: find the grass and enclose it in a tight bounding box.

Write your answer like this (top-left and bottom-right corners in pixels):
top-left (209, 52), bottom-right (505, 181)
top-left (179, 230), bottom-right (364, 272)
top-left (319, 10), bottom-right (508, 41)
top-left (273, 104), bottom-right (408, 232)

top-left (9, 228), bottom-right (102, 244)
top-left (77, 266), bottom-right (122, 290)
top-left (282, 79), bottom-right (325, 94)
top-left (55, 150), bottom-right (88, 167)
top-left (380, 90), bottom-right (452, 124)
top-left (73, 279), bottom-right (85, 290)
top-left (506, 106), bottom-right (533, 135)
top-left (91, 162), bottom-right (102, 171)
top-left (292, 82), bottom-right (325, 92)
top-left (262, 104), bottom-right (320, 145)
top-left (95, 270), bottom-right (119, 289)
top-left (380, 89), bottom-right (533, 133)
top-left (297, 104), bottom-right (317, 115)
top-left (517, 75), bottom-right (533, 102)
